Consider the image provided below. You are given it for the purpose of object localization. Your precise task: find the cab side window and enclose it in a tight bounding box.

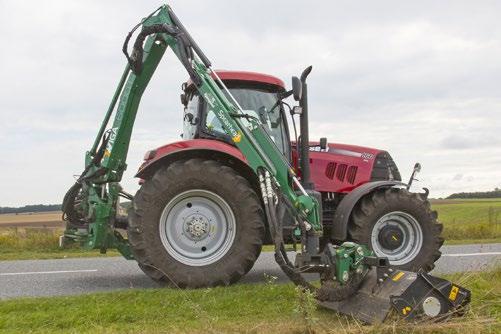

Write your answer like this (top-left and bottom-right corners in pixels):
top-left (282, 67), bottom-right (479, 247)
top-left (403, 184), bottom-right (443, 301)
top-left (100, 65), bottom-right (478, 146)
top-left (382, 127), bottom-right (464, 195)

top-left (183, 93), bottom-right (200, 139)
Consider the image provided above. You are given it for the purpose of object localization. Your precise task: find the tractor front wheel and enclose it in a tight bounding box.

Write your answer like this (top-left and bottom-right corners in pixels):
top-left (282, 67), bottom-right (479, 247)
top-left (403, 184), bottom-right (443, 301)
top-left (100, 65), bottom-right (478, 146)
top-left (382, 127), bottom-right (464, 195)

top-left (348, 188), bottom-right (443, 272)
top-left (128, 159), bottom-right (265, 288)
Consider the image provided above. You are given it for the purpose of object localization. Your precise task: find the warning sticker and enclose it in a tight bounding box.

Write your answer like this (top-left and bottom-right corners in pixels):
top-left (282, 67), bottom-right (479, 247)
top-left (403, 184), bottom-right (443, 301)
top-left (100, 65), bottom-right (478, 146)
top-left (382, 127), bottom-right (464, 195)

top-left (449, 286), bottom-right (459, 301)
top-left (232, 132), bottom-right (242, 143)
top-left (392, 271), bottom-right (405, 282)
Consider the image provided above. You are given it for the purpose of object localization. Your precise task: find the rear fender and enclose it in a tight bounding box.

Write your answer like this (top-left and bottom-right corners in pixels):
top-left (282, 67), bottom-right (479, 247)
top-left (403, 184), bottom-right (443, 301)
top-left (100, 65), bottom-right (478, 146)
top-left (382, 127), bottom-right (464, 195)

top-left (136, 139), bottom-right (248, 179)
top-left (331, 181), bottom-right (407, 240)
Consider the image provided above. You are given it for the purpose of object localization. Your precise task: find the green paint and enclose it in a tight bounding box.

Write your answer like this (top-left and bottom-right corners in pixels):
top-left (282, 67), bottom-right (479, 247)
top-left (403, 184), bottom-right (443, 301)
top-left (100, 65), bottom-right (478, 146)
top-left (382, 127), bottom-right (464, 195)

top-left (335, 242), bottom-right (372, 284)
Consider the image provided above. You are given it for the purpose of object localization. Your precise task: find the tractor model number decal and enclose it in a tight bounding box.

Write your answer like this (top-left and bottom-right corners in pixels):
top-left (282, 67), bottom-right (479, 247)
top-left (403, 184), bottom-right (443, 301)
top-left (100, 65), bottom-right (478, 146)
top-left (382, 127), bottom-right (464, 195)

top-left (361, 152), bottom-right (375, 160)
top-left (310, 146), bottom-right (329, 152)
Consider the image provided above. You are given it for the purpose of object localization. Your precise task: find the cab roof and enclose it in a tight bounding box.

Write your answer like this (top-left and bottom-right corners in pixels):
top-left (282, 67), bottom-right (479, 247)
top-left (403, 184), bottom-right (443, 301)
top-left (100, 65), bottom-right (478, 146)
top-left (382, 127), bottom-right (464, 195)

top-left (186, 70), bottom-right (285, 89)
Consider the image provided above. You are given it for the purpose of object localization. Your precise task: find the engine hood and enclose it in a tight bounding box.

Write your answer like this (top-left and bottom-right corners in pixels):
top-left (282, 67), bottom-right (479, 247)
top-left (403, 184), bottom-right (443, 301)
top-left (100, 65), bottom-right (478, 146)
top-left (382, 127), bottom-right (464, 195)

top-left (304, 142), bottom-right (400, 193)
top-left (311, 142), bottom-right (382, 161)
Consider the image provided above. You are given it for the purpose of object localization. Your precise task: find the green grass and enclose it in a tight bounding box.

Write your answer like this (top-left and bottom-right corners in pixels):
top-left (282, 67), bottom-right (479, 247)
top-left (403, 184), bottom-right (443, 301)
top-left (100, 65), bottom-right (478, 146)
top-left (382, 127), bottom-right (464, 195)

top-left (0, 228), bottom-right (119, 260)
top-left (0, 269), bottom-right (499, 334)
top-left (433, 199), bottom-right (501, 240)
top-left (444, 238), bottom-right (501, 245)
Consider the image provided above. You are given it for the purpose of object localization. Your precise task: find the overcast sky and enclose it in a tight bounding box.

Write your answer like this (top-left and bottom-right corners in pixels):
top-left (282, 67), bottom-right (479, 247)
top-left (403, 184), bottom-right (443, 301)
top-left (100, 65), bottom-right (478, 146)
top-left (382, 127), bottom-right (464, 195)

top-left (1, 1), bottom-right (500, 206)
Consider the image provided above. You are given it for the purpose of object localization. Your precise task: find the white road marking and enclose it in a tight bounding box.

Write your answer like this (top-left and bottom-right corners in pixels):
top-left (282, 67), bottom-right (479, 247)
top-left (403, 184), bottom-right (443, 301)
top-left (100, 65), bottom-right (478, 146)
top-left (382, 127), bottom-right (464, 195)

top-left (442, 252), bottom-right (501, 257)
top-left (0, 269), bottom-right (98, 276)
top-left (0, 252), bottom-right (499, 277)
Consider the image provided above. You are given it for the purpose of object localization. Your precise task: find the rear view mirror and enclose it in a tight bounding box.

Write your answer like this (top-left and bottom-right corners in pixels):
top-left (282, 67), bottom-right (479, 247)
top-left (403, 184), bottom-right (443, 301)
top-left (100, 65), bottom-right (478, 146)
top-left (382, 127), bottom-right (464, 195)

top-left (180, 93), bottom-right (188, 106)
top-left (407, 162), bottom-right (422, 190)
top-left (292, 76), bottom-right (302, 101)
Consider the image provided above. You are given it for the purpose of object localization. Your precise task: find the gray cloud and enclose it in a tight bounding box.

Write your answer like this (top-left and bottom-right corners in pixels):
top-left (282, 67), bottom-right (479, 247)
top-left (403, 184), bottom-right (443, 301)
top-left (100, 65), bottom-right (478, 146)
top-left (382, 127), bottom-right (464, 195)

top-left (1, 0), bottom-right (500, 205)
top-left (441, 134), bottom-right (499, 150)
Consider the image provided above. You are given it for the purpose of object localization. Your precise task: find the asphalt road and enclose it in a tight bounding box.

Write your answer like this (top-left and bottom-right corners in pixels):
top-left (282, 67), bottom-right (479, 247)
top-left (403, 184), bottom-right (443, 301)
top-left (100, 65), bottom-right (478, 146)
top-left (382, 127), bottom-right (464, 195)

top-left (0, 243), bottom-right (500, 300)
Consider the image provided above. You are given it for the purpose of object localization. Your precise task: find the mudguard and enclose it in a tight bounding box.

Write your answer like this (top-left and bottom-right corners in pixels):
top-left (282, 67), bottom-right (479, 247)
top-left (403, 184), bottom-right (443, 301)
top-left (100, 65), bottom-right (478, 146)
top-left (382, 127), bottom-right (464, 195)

top-left (331, 181), bottom-right (407, 240)
top-left (135, 139), bottom-right (248, 179)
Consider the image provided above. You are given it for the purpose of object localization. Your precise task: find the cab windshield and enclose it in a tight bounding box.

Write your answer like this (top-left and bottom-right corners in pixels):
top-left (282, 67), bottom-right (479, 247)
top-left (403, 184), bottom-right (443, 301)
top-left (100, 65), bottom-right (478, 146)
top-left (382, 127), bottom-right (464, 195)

top-left (205, 88), bottom-right (289, 155)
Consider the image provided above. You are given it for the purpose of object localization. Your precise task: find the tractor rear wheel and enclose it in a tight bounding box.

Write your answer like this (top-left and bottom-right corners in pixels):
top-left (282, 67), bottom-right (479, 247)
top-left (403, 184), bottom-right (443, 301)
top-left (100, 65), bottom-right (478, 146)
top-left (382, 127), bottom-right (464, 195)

top-left (128, 158), bottom-right (265, 288)
top-left (348, 188), bottom-right (443, 272)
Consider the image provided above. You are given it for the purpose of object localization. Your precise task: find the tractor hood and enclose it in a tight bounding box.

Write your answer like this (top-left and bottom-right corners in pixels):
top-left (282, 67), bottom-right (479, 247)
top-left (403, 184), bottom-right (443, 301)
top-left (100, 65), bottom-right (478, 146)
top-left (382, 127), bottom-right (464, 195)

top-left (305, 142), bottom-right (402, 193)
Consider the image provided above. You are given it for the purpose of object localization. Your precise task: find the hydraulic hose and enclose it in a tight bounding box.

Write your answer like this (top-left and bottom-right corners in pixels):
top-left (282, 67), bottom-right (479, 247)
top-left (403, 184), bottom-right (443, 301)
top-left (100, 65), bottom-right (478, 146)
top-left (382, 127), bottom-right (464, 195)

top-left (122, 23), bottom-right (202, 86)
top-left (258, 168), bottom-right (317, 292)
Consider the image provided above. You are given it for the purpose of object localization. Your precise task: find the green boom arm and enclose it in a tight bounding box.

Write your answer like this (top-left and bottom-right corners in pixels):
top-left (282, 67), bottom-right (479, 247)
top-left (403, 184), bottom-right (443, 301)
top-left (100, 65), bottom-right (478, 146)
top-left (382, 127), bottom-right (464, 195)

top-left (64, 5), bottom-right (321, 257)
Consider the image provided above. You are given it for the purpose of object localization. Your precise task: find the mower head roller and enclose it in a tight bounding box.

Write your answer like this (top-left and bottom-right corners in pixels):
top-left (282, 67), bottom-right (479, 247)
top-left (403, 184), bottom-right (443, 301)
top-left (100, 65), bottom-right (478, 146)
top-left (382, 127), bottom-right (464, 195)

top-left (318, 268), bottom-right (471, 324)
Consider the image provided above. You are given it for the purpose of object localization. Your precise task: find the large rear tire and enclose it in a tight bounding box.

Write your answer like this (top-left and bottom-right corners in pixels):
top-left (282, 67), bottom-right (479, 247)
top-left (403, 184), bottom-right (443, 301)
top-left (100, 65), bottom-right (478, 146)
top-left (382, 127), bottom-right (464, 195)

top-left (128, 158), bottom-right (265, 288)
top-left (348, 188), bottom-right (443, 272)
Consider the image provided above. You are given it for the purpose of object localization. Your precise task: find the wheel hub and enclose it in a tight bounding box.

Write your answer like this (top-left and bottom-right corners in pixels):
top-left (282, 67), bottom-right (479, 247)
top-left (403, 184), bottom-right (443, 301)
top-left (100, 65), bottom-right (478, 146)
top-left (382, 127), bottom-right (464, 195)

top-left (377, 225), bottom-right (404, 250)
top-left (159, 189), bottom-right (236, 266)
top-left (185, 215), bottom-right (209, 240)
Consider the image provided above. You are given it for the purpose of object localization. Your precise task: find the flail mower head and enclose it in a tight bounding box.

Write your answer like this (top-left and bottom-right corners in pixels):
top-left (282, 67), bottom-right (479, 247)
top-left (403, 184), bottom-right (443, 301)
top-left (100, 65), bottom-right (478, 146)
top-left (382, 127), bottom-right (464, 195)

top-left (318, 268), bottom-right (471, 324)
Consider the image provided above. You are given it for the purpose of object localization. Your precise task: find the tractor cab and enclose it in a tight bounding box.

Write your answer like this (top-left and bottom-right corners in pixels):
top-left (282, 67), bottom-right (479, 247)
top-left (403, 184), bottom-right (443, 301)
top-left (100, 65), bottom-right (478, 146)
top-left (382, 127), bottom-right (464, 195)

top-left (181, 71), bottom-right (292, 158)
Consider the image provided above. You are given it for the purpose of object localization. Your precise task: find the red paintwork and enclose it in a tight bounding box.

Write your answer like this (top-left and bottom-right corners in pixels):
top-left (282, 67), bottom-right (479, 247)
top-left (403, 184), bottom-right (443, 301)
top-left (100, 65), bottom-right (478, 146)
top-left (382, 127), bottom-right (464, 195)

top-left (186, 70), bottom-right (285, 89)
top-left (306, 143), bottom-right (383, 193)
top-left (137, 139), bottom-right (247, 176)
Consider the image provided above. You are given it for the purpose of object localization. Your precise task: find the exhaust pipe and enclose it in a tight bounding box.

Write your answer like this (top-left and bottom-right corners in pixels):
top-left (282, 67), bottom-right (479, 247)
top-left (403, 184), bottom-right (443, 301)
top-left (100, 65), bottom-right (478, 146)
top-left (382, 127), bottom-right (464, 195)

top-left (298, 66), bottom-right (314, 190)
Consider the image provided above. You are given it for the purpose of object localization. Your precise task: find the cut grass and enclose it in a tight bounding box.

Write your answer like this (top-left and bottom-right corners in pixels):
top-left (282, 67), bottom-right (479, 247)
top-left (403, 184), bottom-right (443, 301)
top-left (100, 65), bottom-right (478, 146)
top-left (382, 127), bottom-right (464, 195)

top-left (0, 268), bottom-right (499, 334)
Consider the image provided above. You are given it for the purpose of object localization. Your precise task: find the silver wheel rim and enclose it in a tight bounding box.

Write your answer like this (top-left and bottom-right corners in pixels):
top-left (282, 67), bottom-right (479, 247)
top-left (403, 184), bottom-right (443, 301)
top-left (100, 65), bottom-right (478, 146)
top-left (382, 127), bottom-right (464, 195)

top-left (159, 189), bottom-right (236, 266)
top-left (370, 211), bottom-right (423, 265)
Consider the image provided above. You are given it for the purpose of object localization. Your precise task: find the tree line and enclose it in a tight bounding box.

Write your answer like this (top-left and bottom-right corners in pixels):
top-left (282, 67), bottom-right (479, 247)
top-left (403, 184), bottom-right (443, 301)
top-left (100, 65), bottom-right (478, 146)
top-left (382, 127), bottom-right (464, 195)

top-left (447, 188), bottom-right (501, 199)
top-left (0, 204), bottom-right (61, 214)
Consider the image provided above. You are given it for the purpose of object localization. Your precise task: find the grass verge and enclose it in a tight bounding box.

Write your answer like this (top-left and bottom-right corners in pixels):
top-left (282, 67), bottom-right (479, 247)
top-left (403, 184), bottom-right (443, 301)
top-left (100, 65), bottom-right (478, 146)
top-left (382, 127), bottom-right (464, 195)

top-left (443, 238), bottom-right (501, 245)
top-left (0, 228), bottom-right (119, 260)
top-left (0, 268), bottom-right (499, 333)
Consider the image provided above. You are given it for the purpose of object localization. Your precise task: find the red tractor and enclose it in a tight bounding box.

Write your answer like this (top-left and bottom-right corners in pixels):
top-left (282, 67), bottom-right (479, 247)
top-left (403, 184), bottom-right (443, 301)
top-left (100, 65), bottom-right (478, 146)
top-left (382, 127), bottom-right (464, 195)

top-left (62, 7), bottom-right (470, 320)
top-left (134, 69), bottom-right (443, 286)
